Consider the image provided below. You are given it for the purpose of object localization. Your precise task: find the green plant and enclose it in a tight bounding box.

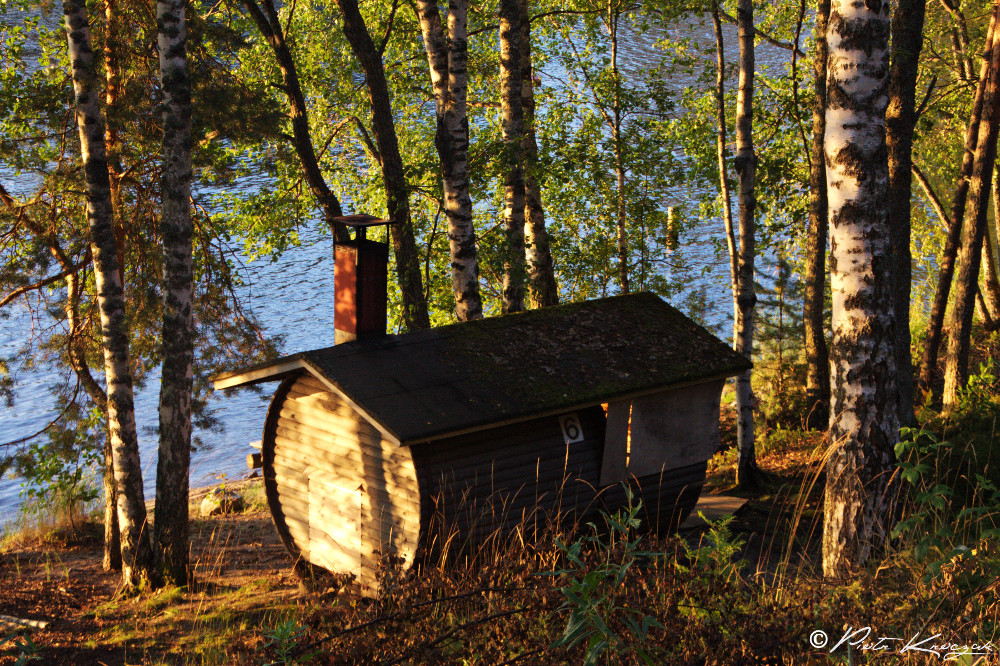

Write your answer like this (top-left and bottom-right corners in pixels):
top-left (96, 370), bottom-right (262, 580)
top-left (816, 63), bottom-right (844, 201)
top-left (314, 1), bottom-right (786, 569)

top-left (544, 487), bottom-right (663, 665)
top-left (17, 438), bottom-right (99, 534)
top-left (679, 512), bottom-right (746, 582)
top-left (261, 618), bottom-right (318, 666)
top-left (2, 632), bottom-right (42, 665)
top-left (892, 427), bottom-right (1000, 582)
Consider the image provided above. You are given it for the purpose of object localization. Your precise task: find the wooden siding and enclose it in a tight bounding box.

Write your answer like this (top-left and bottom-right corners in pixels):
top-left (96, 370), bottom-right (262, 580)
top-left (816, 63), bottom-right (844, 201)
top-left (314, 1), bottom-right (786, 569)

top-left (262, 373), bottom-right (420, 593)
top-left (410, 406), bottom-right (705, 562)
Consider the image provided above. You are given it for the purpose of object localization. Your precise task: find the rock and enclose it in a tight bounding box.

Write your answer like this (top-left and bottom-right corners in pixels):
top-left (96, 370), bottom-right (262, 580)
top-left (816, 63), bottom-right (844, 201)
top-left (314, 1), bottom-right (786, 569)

top-left (200, 488), bottom-right (244, 517)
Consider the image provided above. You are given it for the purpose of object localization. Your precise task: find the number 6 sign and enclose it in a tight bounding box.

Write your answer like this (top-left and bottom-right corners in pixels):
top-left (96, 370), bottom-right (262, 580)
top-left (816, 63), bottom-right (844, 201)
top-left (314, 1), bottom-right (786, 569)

top-left (559, 413), bottom-right (584, 445)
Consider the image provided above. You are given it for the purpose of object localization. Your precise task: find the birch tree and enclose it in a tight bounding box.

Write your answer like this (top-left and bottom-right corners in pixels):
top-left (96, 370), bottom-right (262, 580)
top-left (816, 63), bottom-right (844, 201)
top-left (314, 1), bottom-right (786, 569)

top-left (803, 0), bottom-right (830, 431)
top-left (518, 0), bottom-right (559, 308)
top-left (154, 0), bottom-right (195, 586)
top-left (822, 0), bottom-right (898, 576)
top-left (101, 0), bottom-right (124, 573)
top-left (415, 0), bottom-right (482, 321)
top-left (62, 0), bottom-right (155, 589)
top-left (733, 0), bottom-right (759, 488)
top-left (500, 0), bottom-right (526, 313)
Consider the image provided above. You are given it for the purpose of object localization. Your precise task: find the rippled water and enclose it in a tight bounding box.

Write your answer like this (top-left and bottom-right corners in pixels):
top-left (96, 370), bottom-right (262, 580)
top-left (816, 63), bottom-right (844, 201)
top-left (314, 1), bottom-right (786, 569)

top-left (0, 12), bottom-right (782, 523)
top-left (0, 227), bottom-right (343, 520)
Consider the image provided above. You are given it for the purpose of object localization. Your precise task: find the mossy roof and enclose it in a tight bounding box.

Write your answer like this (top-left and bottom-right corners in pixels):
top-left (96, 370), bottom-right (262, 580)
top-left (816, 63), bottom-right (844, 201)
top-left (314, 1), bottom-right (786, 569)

top-left (213, 292), bottom-right (751, 444)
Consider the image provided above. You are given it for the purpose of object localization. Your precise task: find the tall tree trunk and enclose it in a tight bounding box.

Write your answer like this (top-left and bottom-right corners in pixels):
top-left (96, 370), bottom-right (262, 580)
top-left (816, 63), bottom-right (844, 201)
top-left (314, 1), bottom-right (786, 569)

top-left (415, 0), bottom-right (482, 321)
top-left (920, 9), bottom-right (997, 395)
top-left (154, 0), bottom-right (195, 586)
top-left (608, 6), bottom-right (628, 294)
top-left (711, 4), bottom-right (738, 297)
top-left (336, 0), bottom-right (430, 331)
top-left (519, 0), bottom-right (558, 308)
top-left (804, 0), bottom-right (831, 431)
top-left (886, 0), bottom-right (925, 426)
top-left (500, 0), bottom-right (526, 314)
top-left (69, 269), bottom-right (120, 571)
top-left (62, 0), bottom-right (155, 589)
top-left (943, 3), bottom-right (1000, 410)
top-left (103, 0), bottom-right (124, 569)
top-left (822, 0), bottom-right (898, 577)
top-left (241, 0), bottom-right (349, 243)
top-left (734, 0), bottom-right (759, 489)
top-left (711, 2), bottom-right (743, 462)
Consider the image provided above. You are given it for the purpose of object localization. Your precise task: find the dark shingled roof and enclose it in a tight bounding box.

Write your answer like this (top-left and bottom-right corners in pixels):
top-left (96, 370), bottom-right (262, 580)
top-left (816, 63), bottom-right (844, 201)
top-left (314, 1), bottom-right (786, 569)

top-left (213, 292), bottom-right (751, 444)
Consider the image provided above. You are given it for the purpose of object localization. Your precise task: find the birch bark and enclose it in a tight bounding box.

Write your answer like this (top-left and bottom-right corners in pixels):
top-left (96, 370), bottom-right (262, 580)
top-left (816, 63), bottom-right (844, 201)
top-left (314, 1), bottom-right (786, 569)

top-left (823, 0), bottom-right (898, 576)
top-left (62, 0), bottom-right (155, 589)
top-left (336, 0), bottom-right (430, 331)
top-left (943, 4), bottom-right (1000, 409)
top-left (154, 0), bottom-right (195, 585)
top-left (102, 0), bottom-right (124, 570)
top-left (734, 0), bottom-right (759, 488)
top-left (803, 0), bottom-right (830, 430)
top-left (500, 0), bottom-right (526, 314)
top-left (415, 0), bottom-right (482, 320)
top-left (518, 0), bottom-right (558, 308)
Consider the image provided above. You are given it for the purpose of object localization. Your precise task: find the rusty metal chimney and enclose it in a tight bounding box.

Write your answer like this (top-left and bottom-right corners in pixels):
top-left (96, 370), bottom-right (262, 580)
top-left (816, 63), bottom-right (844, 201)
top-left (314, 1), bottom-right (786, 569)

top-left (332, 215), bottom-right (392, 344)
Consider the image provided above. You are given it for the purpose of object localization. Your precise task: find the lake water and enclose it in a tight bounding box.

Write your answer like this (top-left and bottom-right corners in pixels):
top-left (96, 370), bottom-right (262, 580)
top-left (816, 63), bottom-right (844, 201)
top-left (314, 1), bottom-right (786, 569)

top-left (0, 12), bottom-right (782, 523)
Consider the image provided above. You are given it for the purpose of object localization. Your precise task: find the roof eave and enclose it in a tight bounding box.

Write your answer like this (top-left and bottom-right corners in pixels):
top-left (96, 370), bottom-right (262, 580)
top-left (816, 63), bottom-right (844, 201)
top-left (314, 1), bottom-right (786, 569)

top-left (211, 359), bottom-right (404, 447)
top-left (400, 368), bottom-right (743, 446)
top-left (211, 358), bottom-right (310, 390)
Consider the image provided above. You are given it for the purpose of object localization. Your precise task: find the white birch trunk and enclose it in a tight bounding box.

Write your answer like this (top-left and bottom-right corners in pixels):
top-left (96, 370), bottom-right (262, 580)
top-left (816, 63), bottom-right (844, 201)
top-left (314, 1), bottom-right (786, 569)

top-left (500, 0), bottom-right (526, 313)
top-left (518, 0), bottom-right (558, 308)
top-left (154, 0), bottom-right (195, 585)
top-left (734, 0), bottom-right (759, 488)
top-left (823, 0), bottom-right (899, 577)
top-left (62, 0), bottom-right (154, 589)
top-left (415, 0), bottom-right (482, 321)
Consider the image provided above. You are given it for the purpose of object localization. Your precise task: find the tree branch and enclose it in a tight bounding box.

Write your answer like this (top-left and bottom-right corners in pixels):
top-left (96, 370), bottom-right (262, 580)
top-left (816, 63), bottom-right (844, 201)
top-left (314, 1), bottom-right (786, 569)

top-left (718, 10), bottom-right (806, 57)
top-left (0, 254), bottom-right (93, 308)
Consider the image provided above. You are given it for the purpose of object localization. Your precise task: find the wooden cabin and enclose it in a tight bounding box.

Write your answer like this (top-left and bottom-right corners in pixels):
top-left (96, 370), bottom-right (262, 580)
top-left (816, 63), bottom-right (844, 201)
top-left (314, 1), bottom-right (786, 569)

top-left (213, 292), bottom-right (750, 594)
top-left (212, 215), bottom-right (749, 594)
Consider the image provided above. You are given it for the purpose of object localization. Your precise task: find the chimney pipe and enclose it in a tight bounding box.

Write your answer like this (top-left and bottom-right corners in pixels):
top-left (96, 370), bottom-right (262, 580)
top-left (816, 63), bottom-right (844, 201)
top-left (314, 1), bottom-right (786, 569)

top-left (332, 215), bottom-right (392, 344)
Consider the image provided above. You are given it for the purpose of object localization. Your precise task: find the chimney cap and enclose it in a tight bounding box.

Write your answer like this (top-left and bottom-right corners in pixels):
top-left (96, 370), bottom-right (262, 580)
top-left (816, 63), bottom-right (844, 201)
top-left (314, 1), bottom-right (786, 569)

top-left (332, 214), bottom-right (394, 228)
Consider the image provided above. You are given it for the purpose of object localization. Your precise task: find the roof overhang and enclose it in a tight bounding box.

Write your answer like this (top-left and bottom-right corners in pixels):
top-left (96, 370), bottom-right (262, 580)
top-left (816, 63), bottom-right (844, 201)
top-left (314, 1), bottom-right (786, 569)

top-left (211, 359), bottom-right (402, 446)
top-left (211, 358), bottom-right (309, 390)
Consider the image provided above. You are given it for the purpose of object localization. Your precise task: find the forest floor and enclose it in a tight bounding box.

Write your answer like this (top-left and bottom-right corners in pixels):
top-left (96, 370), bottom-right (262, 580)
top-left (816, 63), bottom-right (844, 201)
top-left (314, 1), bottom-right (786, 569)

top-left (0, 420), bottom-right (991, 665)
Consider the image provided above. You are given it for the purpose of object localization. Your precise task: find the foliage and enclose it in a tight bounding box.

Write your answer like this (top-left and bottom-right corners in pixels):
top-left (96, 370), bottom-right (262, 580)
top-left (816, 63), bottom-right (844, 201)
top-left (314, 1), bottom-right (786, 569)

top-left (261, 619), bottom-right (319, 666)
top-left (892, 425), bottom-right (1000, 583)
top-left (0, 1), bottom-right (279, 491)
top-left (544, 488), bottom-right (663, 665)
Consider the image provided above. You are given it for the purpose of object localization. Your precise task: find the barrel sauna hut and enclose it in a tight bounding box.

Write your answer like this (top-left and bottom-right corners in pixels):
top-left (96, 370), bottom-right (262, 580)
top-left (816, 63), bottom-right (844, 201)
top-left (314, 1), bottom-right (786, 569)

top-left (212, 220), bottom-right (750, 595)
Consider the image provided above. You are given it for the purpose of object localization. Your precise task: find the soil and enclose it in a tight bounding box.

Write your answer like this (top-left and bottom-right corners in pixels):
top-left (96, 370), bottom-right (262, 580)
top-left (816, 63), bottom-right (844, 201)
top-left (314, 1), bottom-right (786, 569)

top-left (0, 478), bottom-right (302, 665)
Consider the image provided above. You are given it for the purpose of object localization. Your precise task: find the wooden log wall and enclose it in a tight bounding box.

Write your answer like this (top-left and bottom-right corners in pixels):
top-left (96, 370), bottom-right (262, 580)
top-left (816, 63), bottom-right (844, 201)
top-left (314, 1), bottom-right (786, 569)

top-left (410, 406), bottom-right (705, 564)
top-left (261, 373), bottom-right (421, 593)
